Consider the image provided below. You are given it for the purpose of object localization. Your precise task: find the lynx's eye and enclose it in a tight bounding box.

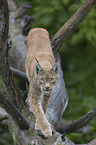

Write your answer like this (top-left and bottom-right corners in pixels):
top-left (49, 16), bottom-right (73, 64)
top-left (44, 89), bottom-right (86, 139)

top-left (50, 78), bottom-right (55, 82)
top-left (39, 78), bottom-right (45, 83)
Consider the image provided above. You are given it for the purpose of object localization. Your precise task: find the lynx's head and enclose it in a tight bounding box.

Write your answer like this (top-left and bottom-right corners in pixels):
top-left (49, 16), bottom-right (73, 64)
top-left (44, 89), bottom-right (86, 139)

top-left (35, 59), bottom-right (59, 94)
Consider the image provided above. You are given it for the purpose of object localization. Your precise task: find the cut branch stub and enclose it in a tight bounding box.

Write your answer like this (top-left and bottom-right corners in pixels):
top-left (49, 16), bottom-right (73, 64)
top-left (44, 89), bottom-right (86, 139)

top-left (51, 0), bottom-right (96, 54)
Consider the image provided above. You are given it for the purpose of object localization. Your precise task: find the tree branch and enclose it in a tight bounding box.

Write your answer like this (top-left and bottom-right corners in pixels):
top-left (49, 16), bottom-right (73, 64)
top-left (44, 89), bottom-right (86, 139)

top-left (14, 2), bottom-right (32, 19)
top-left (0, 90), bottom-right (30, 130)
top-left (59, 119), bottom-right (90, 134)
top-left (0, 115), bottom-right (8, 123)
top-left (0, 0), bottom-right (16, 105)
top-left (51, 0), bottom-right (96, 54)
top-left (87, 138), bottom-right (96, 145)
top-left (10, 67), bottom-right (28, 82)
top-left (0, 0), bottom-right (9, 52)
top-left (0, 0), bottom-right (23, 107)
top-left (55, 105), bottom-right (96, 135)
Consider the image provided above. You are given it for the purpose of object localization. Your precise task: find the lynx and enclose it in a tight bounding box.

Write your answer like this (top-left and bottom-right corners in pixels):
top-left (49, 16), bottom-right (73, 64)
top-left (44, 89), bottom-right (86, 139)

top-left (26, 28), bottom-right (59, 137)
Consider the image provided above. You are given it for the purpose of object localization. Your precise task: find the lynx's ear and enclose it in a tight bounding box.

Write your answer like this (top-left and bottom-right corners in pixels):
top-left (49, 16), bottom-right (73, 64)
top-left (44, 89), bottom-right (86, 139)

top-left (36, 63), bottom-right (42, 74)
top-left (52, 63), bottom-right (58, 74)
top-left (35, 58), bottom-right (42, 74)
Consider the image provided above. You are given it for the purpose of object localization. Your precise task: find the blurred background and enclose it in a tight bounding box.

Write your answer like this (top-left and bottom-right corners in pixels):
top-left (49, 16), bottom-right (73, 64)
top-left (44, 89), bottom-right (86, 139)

top-left (0, 0), bottom-right (96, 144)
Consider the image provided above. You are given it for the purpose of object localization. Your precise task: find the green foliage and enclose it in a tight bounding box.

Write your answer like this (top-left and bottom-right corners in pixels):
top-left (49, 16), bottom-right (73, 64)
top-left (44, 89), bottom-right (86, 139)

top-left (0, 125), bottom-right (14, 145)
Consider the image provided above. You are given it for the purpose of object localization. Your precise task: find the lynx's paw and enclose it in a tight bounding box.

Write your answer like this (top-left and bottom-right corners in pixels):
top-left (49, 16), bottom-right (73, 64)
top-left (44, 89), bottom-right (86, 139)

top-left (41, 124), bottom-right (52, 138)
top-left (35, 121), bottom-right (52, 137)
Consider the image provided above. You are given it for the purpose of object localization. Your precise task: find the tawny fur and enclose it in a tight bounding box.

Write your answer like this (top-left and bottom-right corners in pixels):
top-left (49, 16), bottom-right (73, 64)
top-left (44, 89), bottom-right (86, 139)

top-left (26, 28), bottom-right (58, 137)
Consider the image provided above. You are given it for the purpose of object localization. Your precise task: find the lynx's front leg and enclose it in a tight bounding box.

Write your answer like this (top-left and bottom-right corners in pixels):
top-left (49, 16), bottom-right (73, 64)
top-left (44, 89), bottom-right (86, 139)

top-left (28, 83), bottom-right (52, 137)
top-left (42, 92), bottom-right (51, 114)
top-left (35, 93), bottom-right (51, 130)
top-left (35, 92), bottom-right (51, 131)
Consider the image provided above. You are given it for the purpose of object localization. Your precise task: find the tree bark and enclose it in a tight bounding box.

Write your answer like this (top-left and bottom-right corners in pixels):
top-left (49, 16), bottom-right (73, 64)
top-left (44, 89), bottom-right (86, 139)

top-left (0, 90), bottom-right (29, 130)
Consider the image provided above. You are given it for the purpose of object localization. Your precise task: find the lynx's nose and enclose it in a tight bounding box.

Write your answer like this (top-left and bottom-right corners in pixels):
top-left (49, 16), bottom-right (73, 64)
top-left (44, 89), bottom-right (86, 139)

top-left (45, 82), bottom-right (51, 92)
top-left (46, 87), bottom-right (50, 91)
top-left (45, 82), bottom-right (50, 90)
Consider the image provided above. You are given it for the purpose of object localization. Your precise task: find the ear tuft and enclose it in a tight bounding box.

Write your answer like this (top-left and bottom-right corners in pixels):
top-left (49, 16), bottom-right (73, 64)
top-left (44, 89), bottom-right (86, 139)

top-left (36, 64), bottom-right (42, 74)
top-left (35, 58), bottom-right (39, 63)
top-left (52, 63), bottom-right (58, 74)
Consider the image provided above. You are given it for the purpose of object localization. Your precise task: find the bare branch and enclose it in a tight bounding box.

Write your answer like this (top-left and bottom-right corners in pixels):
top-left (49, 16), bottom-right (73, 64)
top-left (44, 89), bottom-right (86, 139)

top-left (21, 90), bottom-right (28, 101)
top-left (22, 15), bottom-right (34, 36)
top-left (55, 105), bottom-right (96, 135)
top-left (10, 67), bottom-right (28, 82)
top-left (76, 138), bottom-right (96, 145)
top-left (52, 0), bottom-right (96, 54)
top-left (87, 138), bottom-right (96, 145)
top-left (14, 2), bottom-right (32, 19)
top-left (0, 0), bottom-right (23, 107)
top-left (0, 115), bottom-right (8, 123)
top-left (60, 119), bottom-right (90, 134)
top-left (0, 90), bottom-right (30, 130)
top-left (0, 0), bottom-right (9, 52)
top-left (0, 0), bottom-right (16, 105)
